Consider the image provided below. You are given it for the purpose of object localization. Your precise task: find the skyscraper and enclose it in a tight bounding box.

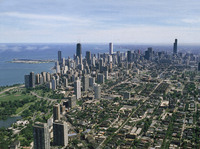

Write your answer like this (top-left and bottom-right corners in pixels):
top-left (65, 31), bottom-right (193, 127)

top-left (173, 39), bottom-right (178, 54)
top-left (97, 73), bottom-right (104, 84)
top-left (74, 79), bottom-right (81, 99)
top-left (109, 42), bottom-right (113, 55)
top-left (127, 51), bottom-right (132, 62)
top-left (83, 75), bottom-right (89, 91)
top-left (24, 72), bottom-right (35, 88)
top-left (52, 77), bottom-right (56, 91)
top-left (86, 51), bottom-right (91, 65)
top-left (198, 62), bottom-right (200, 71)
top-left (76, 43), bottom-right (82, 59)
top-left (58, 51), bottom-right (62, 64)
top-left (53, 120), bottom-right (68, 147)
top-left (33, 122), bottom-right (50, 149)
top-left (94, 84), bottom-right (101, 99)
top-left (24, 75), bottom-right (30, 88)
top-left (30, 72), bottom-right (35, 88)
top-left (53, 104), bottom-right (60, 121)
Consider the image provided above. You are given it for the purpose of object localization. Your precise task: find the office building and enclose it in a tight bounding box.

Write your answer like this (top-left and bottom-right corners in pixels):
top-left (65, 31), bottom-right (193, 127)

top-left (83, 75), bottom-right (89, 91)
top-left (104, 71), bottom-right (108, 80)
top-left (33, 122), bottom-right (50, 149)
top-left (76, 43), bottom-right (82, 60)
top-left (86, 51), bottom-right (91, 65)
top-left (53, 120), bottom-right (68, 147)
top-left (58, 51), bottom-right (62, 64)
top-left (53, 104), bottom-right (60, 121)
top-left (69, 95), bottom-right (76, 108)
top-left (173, 39), bottom-right (178, 54)
top-left (198, 62), bottom-right (200, 71)
top-left (74, 79), bottom-right (81, 99)
top-left (94, 84), bottom-right (101, 99)
top-left (52, 77), bottom-right (56, 91)
top-left (127, 51), bottom-right (132, 62)
top-left (89, 77), bottom-right (95, 87)
top-left (97, 73), bottom-right (104, 84)
top-left (109, 42), bottom-right (113, 55)
top-left (64, 77), bottom-right (68, 87)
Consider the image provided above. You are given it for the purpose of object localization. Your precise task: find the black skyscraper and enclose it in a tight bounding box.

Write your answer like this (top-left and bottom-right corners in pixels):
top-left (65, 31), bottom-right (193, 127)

top-left (173, 39), bottom-right (178, 54)
top-left (198, 62), bottom-right (200, 71)
top-left (58, 51), bottom-right (62, 64)
top-left (76, 43), bottom-right (82, 59)
top-left (30, 72), bottom-right (35, 88)
top-left (127, 51), bottom-right (132, 62)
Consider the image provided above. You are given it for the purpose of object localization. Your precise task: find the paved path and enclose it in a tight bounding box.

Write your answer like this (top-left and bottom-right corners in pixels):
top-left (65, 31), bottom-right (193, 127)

top-left (0, 85), bottom-right (24, 95)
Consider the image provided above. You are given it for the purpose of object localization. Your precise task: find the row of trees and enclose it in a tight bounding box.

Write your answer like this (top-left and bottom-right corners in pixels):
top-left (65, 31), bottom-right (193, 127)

top-left (0, 97), bottom-right (36, 120)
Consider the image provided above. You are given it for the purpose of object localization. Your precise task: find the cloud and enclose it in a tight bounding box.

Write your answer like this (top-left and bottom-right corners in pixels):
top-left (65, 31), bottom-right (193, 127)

top-left (26, 46), bottom-right (37, 50)
top-left (181, 18), bottom-right (200, 24)
top-left (10, 46), bottom-right (22, 52)
top-left (0, 12), bottom-right (93, 25)
top-left (39, 46), bottom-right (50, 50)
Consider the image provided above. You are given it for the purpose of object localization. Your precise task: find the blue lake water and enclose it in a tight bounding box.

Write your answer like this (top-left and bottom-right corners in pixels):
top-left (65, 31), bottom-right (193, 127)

top-left (0, 43), bottom-right (199, 86)
top-left (0, 116), bottom-right (22, 128)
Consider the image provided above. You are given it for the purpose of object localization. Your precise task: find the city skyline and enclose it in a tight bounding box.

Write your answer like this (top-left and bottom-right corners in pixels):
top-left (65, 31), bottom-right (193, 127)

top-left (0, 0), bottom-right (200, 43)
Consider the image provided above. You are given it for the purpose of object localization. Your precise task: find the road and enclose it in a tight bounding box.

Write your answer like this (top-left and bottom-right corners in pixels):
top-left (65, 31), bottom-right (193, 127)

top-left (97, 79), bottom-right (163, 149)
top-left (0, 85), bottom-right (24, 95)
top-left (30, 91), bottom-right (56, 103)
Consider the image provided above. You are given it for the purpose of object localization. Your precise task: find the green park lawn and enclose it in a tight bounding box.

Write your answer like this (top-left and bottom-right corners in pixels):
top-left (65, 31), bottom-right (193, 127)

top-left (0, 93), bottom-right (32, 102)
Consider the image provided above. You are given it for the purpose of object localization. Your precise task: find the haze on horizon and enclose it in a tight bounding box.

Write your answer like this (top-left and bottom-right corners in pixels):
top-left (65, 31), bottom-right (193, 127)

top-left (0, 0), bottom-right (200, 44)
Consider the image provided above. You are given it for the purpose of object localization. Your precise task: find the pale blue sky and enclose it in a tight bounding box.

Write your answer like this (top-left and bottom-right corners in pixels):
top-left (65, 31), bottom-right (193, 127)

top-left (0, 0), bottom-right (200, 43)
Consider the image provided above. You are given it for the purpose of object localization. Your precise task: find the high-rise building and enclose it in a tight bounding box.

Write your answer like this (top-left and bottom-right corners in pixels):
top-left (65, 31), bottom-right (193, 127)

top-left (64, 77), bottom-right (68, 87)
top-left (109, 42), bottom-right (113, 55)
top-left (53, 120), bottom-right (68, 147)
top-left (74, 79), bottom-right (81, 99)
top-left (83, 75), bottom-right (89, 91)
top-left (53, 104), bottom-right (60, 121)
top-left (99, 58), bottom-right (104, 72)
top-left (52, 77), bottom-right (56, 90)
top-left (46, 72), bottom-right (51, 82)
top-left (35, 74), bottom-right (40, 84)
top-left (33, 122), bottom-right (50, 149)
top-left (89, 77), bottom-right (95, 87)
top-left (173, 39), bottom-right (178, 54)
top-left (76, 43), bottom-right (82, 59)
top-left (30, 72), bottom-right (35, 88)
top-left (127, 51), bottom-right (132, 62)
top-left (24, 72), bottom-right (35, 88)
top-left (144, 48), bottom-right (153, 60)
top-left (94, 84), bottom-right (101, 99)
top-left (97, 73), bottom-right (104, 84)
top-left (58, 51), bottom-right (62, 64)
top-left (198, 62), bottom-right (200, 71)
top-left (86, 51), bottom-right (91, 65)
top-left (108, 55), bottom-right (112, 63)
top-left (25, 75), bottom-right (30, 88)
top-left (69, 95), bottom-right (76, 108)
top-left (104, 71), bottom-right (108, 80)
top-left (41, 72), bottom-right (46, 83)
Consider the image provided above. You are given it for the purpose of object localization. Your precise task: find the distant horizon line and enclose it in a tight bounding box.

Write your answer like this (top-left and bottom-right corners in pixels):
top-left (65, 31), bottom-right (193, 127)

top-left (1, 42), bottom-right (200, 46)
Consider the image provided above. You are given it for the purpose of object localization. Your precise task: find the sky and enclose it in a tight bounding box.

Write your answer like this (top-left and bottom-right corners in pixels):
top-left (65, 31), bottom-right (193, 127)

top-left (0, 0), bottom-right (200, 44)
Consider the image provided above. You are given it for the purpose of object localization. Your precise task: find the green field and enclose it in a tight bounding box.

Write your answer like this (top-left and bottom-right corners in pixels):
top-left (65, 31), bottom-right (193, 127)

top-left (0, 93), bottom-right (32, 102)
